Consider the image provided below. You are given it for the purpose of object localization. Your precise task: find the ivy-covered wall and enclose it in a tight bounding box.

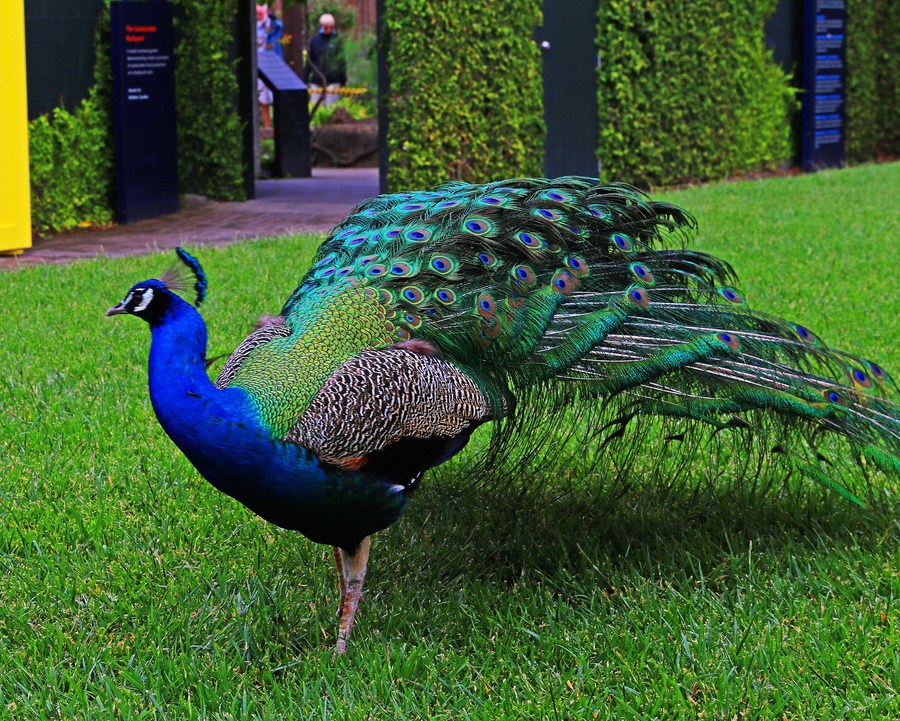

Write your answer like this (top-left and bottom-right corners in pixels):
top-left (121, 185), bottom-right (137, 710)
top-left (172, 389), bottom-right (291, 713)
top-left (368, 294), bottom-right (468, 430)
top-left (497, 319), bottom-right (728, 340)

top-left (381, 0), bottom-right (545, 191)
top-left (597, 0), bottom-right (798, 188)
top-left (29, 0), bottom-right (246, 234)
top-left (845, 0), bottom-right (899, 163)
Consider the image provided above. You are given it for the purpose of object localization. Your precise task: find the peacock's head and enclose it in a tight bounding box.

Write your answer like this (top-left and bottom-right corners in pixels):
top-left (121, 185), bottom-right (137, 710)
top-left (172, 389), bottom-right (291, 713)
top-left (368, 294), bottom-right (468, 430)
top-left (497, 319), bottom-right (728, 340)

top-left (106, 248), bottom-right (207, 323)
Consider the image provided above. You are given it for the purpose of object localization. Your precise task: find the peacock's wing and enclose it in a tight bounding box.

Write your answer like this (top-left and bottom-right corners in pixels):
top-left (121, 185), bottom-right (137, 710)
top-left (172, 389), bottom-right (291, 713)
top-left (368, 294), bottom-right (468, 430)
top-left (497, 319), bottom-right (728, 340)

top-left (217, 177), bottom-right (899, 493)
top-left (285, 344), bottom-right (500, 474)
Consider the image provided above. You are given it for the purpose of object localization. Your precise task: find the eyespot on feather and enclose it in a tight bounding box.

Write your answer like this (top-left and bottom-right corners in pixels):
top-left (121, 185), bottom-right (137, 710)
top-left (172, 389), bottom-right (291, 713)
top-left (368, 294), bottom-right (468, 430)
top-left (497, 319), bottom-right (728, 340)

top-left (475, 293), bottom-right (497, 319)
top-left (434, 288), bottom-right (457, 305)
top-left (625, 286), bottom-right (650, 308)
top-left (535, 208), bottom-right (561, 221)
top-left (512, 264), bottom-right (537, 287)
top-left (313, 253), bottom-right (337, 268)
top-left (481, 316), bottom-right (502, 339)
top-left (630, 262), bottom-right (655, 286)
top-left (464, 218), bottom-right (490, 235)
top-left (542, 190), bottom-right (572, 203)
top-left (516, 232), bottom-right (541, 249)
top-left (402, 311), bottom-right (423, 329)
top-left (390, 262), bottom-right (413, 277)
top-left (715, 332), bottom-right (741, 352)
top-left (865, 360), bottom-right (891, 383)
top-left (405, 227), bottom-right (431, 243)
top-left (822, 388), bottom-right (847, 406)
top-left (566, 255), bottom-right (590, 279)
top-left (717, 286), bottom-right (746, 305)
top-left (429, 255), bottom-right (456, 274)
top-left (400, 286), bottom-right (425, 305)
top-left (477, 251), bottom-right (499, 268)
top-left (848, 367), bottom-right (874, 389)
top-left (552, 270), bottom-right (579, 295)
top-left (611, 233), bottom-right (633, 251)
top-left (791, 323), bottom-right (818, 344)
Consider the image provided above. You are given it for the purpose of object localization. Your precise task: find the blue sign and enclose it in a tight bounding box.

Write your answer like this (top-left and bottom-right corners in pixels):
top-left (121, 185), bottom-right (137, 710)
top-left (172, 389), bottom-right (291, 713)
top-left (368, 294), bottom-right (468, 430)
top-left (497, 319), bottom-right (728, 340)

top-left (801, 0), bottom-right (846, 171)
top-left (111, 1), bottom-right (178, 223)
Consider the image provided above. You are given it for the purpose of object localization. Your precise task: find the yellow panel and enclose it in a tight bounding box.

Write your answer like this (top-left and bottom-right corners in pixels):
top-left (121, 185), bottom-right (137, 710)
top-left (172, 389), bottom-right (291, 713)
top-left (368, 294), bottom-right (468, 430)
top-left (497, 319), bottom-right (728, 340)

top-left (0, 0), bottom-right (32, 254)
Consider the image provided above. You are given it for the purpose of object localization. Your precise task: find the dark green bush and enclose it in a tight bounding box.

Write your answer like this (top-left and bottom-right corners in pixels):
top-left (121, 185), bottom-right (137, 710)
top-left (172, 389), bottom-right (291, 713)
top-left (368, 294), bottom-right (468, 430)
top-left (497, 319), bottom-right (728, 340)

top-left (382, 0), bottom-right (544, 190)
top-left (171, 0), bottom-right (246, 200)
top-left (597, 0), bottom-right (797, 187)
top-left (28, 89), bottom-right (116, 235)
top-left (845, 0), bottom-right (899, 163)
top-left (28, 6), bottom-right (114, 235)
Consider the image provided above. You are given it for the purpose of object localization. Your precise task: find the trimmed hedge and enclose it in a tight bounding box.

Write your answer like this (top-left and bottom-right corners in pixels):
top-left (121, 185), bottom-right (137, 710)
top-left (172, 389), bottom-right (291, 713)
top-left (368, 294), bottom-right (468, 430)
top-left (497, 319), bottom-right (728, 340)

top-left (845, 0), bottom-right (899, 163)
top-left (597, 0), bottom-right (797, 187)
top-left (382, 0), bottom-right (544, 190)
top-left (172, 0), bottom-right (245, 200)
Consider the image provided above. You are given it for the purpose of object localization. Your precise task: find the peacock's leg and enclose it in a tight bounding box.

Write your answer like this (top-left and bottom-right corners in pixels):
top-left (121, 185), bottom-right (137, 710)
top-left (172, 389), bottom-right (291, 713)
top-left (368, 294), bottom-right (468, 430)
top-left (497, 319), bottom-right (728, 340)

top-left (332, 545), bottom-right (347, 617)
top-left (334, 535), bottom-right (371, 655)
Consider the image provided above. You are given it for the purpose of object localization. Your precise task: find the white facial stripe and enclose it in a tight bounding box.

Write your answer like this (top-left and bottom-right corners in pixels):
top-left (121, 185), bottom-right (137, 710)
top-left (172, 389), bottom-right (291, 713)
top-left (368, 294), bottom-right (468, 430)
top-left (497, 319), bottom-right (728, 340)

top-left (133, 288), bottom-right (154, 313)
top-left (122, 291), bottom-right (135, 308)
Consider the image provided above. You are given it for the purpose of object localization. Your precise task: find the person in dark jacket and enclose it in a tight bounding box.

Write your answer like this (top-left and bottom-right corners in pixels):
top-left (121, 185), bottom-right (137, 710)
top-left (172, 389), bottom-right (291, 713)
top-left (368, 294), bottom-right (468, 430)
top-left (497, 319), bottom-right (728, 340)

top-left (304, 13), bottom-right (347, 107)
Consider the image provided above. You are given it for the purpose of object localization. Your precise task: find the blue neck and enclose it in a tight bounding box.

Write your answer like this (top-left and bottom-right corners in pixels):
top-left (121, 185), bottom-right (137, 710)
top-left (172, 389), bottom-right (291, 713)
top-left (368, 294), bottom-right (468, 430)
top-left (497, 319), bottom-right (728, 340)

top-left (147, 298), bottom-right (325, 507)
top-left (143, 296), bottom-right (409, 546)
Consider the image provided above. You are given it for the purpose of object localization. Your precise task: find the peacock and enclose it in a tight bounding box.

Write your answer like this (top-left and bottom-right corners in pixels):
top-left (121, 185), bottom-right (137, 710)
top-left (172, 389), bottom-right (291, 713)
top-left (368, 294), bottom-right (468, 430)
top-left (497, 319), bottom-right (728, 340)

top-left (107, 177), bottom-right (900, 653)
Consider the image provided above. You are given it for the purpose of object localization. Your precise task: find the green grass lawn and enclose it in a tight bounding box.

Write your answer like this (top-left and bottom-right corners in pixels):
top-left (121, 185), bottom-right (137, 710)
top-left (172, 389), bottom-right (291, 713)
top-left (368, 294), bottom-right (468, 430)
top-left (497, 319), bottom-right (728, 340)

top-left (1, 163), bottom-right (897, 719)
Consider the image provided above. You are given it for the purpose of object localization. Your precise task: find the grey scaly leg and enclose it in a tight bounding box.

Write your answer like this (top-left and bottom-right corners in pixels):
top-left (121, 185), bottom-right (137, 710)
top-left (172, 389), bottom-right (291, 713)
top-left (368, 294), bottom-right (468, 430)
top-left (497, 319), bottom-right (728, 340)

top-left (334, 536), bottom-right (371, 655)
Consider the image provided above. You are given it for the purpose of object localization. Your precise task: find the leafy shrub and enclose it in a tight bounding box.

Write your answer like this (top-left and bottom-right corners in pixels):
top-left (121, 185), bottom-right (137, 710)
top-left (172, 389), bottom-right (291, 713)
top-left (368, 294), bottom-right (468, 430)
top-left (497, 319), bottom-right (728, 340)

top-left (28, 89), bottom-right (116, 235)
top-left (382, 0), bottom-right (544, 190)
top-left (845, 0), bottom-right (899, 162)
top-left (597, 0), bottom-right (798, 187)
top-left (171, 0), bottom-right (246, 200)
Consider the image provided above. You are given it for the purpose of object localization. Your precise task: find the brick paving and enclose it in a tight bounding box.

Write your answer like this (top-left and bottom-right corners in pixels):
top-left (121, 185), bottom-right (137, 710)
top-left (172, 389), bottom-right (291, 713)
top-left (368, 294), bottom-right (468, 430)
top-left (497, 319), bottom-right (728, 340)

top-left (1, 167), bottom-right (380, 271)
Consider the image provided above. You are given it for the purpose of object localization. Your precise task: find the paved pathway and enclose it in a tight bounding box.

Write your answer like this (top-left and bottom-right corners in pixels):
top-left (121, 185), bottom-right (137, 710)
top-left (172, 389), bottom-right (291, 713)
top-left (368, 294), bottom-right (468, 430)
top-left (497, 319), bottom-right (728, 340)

top-left (1, 167), bottom-right (380, 270)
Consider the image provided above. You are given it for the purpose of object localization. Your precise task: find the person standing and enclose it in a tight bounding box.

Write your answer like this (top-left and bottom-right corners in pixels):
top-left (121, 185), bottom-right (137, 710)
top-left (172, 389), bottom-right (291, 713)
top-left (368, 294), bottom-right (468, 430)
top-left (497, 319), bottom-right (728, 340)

top-left (256, 4), bottom-right (284, 130)
top-left (304, 13), bottom-right (347, 108)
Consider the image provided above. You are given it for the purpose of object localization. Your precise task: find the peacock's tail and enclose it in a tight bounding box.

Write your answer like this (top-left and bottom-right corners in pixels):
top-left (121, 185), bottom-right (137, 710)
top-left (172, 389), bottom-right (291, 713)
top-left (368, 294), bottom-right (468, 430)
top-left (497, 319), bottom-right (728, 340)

top-left (221, 177), bottom-right (898, 500)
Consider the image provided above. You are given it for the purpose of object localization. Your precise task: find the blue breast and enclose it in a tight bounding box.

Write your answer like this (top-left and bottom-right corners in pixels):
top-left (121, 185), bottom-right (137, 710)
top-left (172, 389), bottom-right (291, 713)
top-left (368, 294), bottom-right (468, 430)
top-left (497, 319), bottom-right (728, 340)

top-left (146, 299), bottom-right (410, 550)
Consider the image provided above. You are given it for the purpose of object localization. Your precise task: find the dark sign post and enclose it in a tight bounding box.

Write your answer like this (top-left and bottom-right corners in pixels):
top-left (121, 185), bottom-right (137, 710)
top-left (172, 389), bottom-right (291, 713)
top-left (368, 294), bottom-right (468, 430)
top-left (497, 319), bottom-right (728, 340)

top-left (801, 0), bottom-right (846, 171)
top-left (111, 1), bottom-right (179, 223)
top-left (257, 53), bottom-right (311, 178)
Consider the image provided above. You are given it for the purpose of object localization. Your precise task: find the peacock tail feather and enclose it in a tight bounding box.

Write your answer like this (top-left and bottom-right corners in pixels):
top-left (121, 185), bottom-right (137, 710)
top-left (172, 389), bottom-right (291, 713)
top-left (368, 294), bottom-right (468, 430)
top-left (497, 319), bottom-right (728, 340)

top-left (216, 177), bottom-right (899, 500)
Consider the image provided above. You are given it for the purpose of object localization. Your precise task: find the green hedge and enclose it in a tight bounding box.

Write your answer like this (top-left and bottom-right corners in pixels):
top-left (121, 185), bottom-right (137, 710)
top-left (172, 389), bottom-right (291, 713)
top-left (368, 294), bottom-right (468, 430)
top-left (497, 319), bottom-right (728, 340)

top-left (845, 0), bottom-right (899, 163)
top-left (29, 0), bottom-right (246, 234)
top-left (382, 0), bottom-right (544, 190)
top-left (172, 0), bottom-right (245, 200)
top-left (597, 0), bottom-right (797, 187)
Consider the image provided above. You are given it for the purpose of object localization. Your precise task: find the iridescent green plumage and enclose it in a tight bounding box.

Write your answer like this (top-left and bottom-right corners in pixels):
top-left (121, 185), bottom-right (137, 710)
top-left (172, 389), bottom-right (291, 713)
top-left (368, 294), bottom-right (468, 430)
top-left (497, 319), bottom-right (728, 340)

top-left (218, 176), bottom-right (899, 499)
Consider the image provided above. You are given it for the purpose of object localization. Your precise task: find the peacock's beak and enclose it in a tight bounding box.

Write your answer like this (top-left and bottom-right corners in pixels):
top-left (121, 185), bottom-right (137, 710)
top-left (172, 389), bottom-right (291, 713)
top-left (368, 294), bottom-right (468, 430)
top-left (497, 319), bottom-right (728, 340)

top-left (105, 302), bottom-right (127, 316)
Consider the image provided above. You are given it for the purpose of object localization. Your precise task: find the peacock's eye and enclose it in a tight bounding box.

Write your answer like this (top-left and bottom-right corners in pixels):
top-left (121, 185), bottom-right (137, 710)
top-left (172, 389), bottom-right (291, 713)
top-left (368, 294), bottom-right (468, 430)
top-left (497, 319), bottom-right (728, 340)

top-left (131, 287), bottom-right (154, 312)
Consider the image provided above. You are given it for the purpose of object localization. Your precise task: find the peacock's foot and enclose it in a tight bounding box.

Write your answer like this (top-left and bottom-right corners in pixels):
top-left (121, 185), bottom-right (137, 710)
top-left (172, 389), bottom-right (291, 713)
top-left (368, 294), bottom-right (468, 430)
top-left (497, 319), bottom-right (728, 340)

top-left (332, 536), bottom-right (371, 656)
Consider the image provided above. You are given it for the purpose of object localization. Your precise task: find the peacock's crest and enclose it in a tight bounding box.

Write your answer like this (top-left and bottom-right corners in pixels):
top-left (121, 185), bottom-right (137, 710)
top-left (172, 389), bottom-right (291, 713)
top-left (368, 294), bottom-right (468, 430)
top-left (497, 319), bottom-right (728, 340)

top-left (159, 247), bottom-right (207, 307)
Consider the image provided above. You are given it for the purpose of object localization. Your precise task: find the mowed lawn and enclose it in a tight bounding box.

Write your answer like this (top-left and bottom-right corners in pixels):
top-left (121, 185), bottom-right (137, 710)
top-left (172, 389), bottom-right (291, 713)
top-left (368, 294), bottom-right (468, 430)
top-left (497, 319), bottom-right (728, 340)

top-left (0, 163), bottom-right (897, 719)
